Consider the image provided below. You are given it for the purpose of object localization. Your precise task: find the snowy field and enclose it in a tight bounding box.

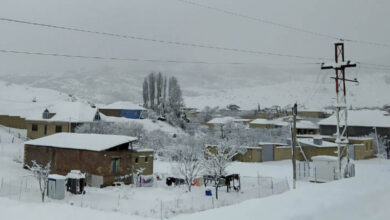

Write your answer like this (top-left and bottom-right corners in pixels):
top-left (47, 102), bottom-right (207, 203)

top-left (1, 125), bottom-right (390, 219)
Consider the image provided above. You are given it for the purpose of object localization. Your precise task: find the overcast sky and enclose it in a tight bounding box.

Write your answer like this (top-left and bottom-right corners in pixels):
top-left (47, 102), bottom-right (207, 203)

top-left (0, 0), bottom-right (389, 77)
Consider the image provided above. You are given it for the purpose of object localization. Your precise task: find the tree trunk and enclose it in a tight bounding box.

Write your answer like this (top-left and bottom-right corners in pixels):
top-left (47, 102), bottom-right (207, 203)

top-left (41, 192), bottom-right (45, 203)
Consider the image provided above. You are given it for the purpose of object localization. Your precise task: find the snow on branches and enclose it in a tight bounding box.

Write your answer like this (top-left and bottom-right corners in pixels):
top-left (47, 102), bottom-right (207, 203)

top-left (26, 160), bottom-right (51, 202)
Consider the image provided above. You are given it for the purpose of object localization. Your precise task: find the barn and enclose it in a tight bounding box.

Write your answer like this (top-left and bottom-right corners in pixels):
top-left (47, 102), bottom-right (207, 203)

top-left (24, 133), bottom-right (154, 187)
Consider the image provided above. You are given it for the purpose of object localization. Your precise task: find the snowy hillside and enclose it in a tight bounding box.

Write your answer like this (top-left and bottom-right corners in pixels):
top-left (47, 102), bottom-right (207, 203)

top-left (0, 80), bottom-right (76, 118)
top-left (2, 68), bottom-right (389, 110)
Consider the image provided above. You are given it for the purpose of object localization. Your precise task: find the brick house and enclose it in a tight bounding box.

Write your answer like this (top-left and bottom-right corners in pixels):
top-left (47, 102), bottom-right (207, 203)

top-left (24, 133), bottom-right (154, 187)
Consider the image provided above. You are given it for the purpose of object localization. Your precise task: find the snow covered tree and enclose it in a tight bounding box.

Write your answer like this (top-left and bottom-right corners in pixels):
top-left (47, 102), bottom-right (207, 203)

top-left (167, 76), bottom-right (184, 116)
top-left (26, 160), bottom-right (51, 202)
top-left (198, 106), bottom-right (219, 123)
top-left (142, 78), bottom-right (149, 108)
top-left (163, 76), bottom-right (167, 112)
top-left (202, 139), bottom-right (246, 199)
top-left (171, 144), bottom-right (203, 192)
top-left (148, 72), bottom-right (156, 110)
top-left (156, 72), bottom-right (163, 107)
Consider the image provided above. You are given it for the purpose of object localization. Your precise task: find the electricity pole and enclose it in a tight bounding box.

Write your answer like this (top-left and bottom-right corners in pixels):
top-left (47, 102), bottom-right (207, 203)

top-left (291, 103), bottom-right (297, 189)
top-left (321, 42), bottom-right (357, 179)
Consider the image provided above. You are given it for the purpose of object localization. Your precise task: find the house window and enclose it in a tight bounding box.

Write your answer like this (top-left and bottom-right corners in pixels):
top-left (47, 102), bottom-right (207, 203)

top-left (44, 125), bottom-right (47, 135)
top-left (135, 157), bottom-right (139, 164)
top-left (32, 124), bottom-right (38, 131)
top-left (145, 156), bottom-right (148, 163)
top-left (111, 158), bottom-right (120, 174)
top-left (55, 125), bottom-right (62, 133)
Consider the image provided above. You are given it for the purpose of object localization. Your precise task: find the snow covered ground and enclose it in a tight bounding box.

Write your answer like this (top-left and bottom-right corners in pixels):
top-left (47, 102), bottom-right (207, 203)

top-left (0, 125), bottom-right (389, 219)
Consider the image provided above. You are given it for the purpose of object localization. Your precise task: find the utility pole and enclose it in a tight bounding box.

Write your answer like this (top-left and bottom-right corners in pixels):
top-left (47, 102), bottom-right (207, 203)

top-left (321, 42), bottom-right (357, 179)
top-left (291, 103), bottom-right (297, 189)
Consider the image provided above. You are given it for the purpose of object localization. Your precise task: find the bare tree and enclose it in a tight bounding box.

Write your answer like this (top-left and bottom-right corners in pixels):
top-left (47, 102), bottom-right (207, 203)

top-left (171, 143), bottom-right (203, 192)
top-left (163, 76), bottom-right (167, 113)
top-left (168, 76), bottom-right (184, 116)
top-left (148, 73), bottom-right (156, 110)
top-left (142, 78), bottom-right (149, 108)
top-left (26, 160), bottom-right (51, 202)
top-left (202, 139), bottom-right (246, 199)
top-left (156, 72), bottom-right (163, 107)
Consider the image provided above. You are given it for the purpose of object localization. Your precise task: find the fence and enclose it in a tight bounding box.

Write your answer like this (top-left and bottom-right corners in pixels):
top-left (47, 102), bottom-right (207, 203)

top-left (0, 175), bottom-right (289, 219)
top-left (153, 175), bottom-right (290, 218)
top-left (0, 175), bottom-right (40, 202)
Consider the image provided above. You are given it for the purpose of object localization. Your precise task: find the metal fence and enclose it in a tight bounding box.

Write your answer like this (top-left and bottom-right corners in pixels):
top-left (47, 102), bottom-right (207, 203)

top-left (0, 175), bottom-right (290, 219)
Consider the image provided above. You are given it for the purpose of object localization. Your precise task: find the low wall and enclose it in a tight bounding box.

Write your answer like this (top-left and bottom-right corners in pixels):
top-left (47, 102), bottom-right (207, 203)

top-left (0, 115), bottom-right (26, 129)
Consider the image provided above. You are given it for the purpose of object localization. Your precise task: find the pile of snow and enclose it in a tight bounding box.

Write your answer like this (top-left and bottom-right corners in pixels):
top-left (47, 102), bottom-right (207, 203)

top-left (319, 109), bottom-right (390, 127)
top-left (207, 117), bottom-right (250, 125)
top-left (25, 133), bottom-right (137, 151)
top-left (101, 114), bottom-right (184, 135)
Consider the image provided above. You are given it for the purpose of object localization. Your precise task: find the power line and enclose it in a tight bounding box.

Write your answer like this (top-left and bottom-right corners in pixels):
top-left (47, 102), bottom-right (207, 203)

top-left (0, 17), bottom-right (329, 61)
top-left (0, 48), bottom-right (322, 66)
top-left (174, 0), bottom-right (390, 48)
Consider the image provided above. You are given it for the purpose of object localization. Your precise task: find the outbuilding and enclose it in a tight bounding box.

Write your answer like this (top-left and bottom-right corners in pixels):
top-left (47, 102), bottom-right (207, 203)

top-left (99, 101), bottom-right (147, 119)
top-left (24, 133), bottom-right (154, 187)
top-left (311, 156), bottom-right (339, 182)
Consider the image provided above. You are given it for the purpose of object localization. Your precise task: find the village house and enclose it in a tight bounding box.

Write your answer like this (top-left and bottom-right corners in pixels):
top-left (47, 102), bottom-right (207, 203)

top-left (249, 116), bottom-right (319, 135)
top-left (23, 133), bottom-right (154, 187)
top-left (318, 110), bottom-right (390, 137)
top-left (206, 117), bottom-right (251, 128)
top-left (25, 102), bottom-right (100, 139)
top-left (234, 136), bottom-right (375, 163)
top-left (99, 101), bottom-right (147, 119)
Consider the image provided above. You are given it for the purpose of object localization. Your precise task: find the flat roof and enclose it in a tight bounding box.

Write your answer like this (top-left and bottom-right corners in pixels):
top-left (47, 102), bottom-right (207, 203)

top-left (25, 133), bottom-right (137, 152)
top-left (298, 138), bottom-right (338, 148)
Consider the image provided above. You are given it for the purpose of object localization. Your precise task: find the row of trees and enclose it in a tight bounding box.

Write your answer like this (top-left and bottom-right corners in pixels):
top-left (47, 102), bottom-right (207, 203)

top-left (142, 72), bottom-right (184, 116)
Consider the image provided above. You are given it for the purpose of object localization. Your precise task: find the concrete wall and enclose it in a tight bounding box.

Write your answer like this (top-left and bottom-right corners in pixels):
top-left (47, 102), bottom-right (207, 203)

top-left (26, 120), bottom-right (71, 139)
top-left (0, 115), bottom-right (26, 129)
top-left (322, 137), bottom-right (375, 160)
top-left (24, 145), bottom-right (153, 186)
top-left (274, 147), bottom-right (292, 160)
top-left (233, 148), bottom-right (262, 162)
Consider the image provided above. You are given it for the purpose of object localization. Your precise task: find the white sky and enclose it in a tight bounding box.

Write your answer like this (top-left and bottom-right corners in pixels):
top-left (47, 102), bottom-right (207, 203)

top-left (0, 0), bottom-right (389, 77)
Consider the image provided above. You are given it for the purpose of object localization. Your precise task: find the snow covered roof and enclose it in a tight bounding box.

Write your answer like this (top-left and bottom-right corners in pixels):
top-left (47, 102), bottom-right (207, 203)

top-left (296, 120), bottom-right (319, 129)
top-left (26, 101), bottom-right (98, 123)
top-left (132, 148), bottom-right (154, 152)
top-left (259, 142), bottom-right (288, 146)
top-left (101, 101), bottom-right (146, 110)
top-left (207, 117), bottom-right (250, 125)
top-left (250, 118), bottom-right (277, 125)
top-left (25, 133), bottom-right (137, 151)
top-left (318, 110), bottom-right (390, 128)
top-left (48, 174), bottom-right (66, 180)
top-left (250, 117), bottom-right (319, 129)
top-left (66, 170), bottom-right (85, 179)
top-left (298, 138), bottom-right (338, 148)
top-left (311, 155), bottom-right (338, 161)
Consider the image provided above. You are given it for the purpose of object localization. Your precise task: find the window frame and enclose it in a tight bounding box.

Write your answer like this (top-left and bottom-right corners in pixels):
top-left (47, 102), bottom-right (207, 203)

top-left (111, 158), bottom-right (120, 174)
top-left (32, 124), bottom-right (38, 132)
